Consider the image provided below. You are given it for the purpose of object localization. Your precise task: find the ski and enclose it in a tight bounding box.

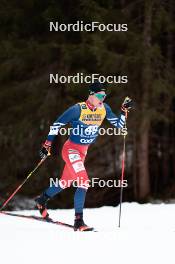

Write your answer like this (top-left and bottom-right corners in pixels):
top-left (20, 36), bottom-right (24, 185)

top-left (0, 211), bottom-right (96, 232)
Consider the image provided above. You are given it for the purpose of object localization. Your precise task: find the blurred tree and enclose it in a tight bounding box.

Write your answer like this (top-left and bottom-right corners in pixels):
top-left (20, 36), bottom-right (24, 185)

top-left (0, 0), bottom-right (175, 209)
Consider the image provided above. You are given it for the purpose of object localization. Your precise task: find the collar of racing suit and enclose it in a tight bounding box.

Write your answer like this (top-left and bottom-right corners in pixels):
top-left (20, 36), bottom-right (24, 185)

top-left (86, 100), bottom-right (97, 112)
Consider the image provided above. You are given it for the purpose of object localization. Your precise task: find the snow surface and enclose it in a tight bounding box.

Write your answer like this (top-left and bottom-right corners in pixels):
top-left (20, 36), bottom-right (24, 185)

top-left (0, 203), bottom-right (175, 264)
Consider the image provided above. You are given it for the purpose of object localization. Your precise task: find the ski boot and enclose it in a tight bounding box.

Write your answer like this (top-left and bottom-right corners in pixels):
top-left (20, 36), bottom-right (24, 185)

top-left (35, 193), bottom-right (50, 220)
top-left (74, 213), bottom-right (94, 231)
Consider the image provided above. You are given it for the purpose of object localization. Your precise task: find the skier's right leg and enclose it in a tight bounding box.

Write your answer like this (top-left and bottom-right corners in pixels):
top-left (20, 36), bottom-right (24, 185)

top-left (35, 165), bottom-right (72, 219)
top-left (35, 182), bottom-right (63, 219)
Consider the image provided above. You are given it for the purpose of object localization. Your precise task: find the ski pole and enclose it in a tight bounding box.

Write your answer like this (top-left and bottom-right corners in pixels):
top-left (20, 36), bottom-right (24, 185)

top-left (118, 112), bottom-right (127, 228)
top-left (0, 157), bottom-right (48, 211)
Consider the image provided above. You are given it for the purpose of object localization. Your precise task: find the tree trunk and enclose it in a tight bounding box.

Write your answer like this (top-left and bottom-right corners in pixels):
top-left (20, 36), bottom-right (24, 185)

top-left (137, 0), bottom-right (153, 200)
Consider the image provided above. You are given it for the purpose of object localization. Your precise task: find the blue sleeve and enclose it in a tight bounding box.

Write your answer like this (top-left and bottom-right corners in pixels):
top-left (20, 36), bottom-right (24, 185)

top-left (47, 104), bottom-right (81, 141)
top-left (104, 103), bottom-right (126, 128)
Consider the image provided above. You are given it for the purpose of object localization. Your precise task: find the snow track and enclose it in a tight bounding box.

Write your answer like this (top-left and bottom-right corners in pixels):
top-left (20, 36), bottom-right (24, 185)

top-left (0, 203), bottom-right (174, 264)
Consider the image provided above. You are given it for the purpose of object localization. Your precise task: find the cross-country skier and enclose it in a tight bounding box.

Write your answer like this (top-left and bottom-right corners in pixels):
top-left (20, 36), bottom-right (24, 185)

top-left (35, 82), bottom-right (132, 231)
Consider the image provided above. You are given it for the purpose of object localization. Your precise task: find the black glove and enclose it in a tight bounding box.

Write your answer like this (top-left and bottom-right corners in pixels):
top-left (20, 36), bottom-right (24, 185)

top-left (39, 140), bottom-right (51, 159)
top-left (121, 97), bottom-right (133, 115)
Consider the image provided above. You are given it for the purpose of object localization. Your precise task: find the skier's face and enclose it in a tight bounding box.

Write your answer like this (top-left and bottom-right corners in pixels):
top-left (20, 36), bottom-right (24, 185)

top-left (91, 91), bottom-right (106, 107)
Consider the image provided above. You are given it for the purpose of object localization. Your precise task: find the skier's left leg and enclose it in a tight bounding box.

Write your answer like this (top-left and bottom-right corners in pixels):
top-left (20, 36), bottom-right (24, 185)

top-left (73, 187), bottom-right (93, 231)
top-left (60, 140), bottom-right (93, 230)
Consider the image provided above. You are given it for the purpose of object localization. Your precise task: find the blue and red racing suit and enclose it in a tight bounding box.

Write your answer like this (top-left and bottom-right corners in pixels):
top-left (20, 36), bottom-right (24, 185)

top-left (46, 100), bottom-right (126, 189)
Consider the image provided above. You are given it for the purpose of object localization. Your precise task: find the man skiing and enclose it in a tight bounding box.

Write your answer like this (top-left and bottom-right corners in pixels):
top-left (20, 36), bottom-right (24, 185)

top-left (36, 82), bottom-right (132, 231)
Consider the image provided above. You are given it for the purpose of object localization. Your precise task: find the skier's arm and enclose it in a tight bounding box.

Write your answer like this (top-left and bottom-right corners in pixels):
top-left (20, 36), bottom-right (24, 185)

top-left (39, 104), bottom-right (80, 159)
top-left (47, 104), bottom-right (80, 142)
top-left (104, 103), bottom-right (126, 128)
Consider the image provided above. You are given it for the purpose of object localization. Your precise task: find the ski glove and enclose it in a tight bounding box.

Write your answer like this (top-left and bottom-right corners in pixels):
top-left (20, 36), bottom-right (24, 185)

top-left (121, 97), bottom-right (133, 115)
top-left (39, 140), bottom-right (51, 159)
